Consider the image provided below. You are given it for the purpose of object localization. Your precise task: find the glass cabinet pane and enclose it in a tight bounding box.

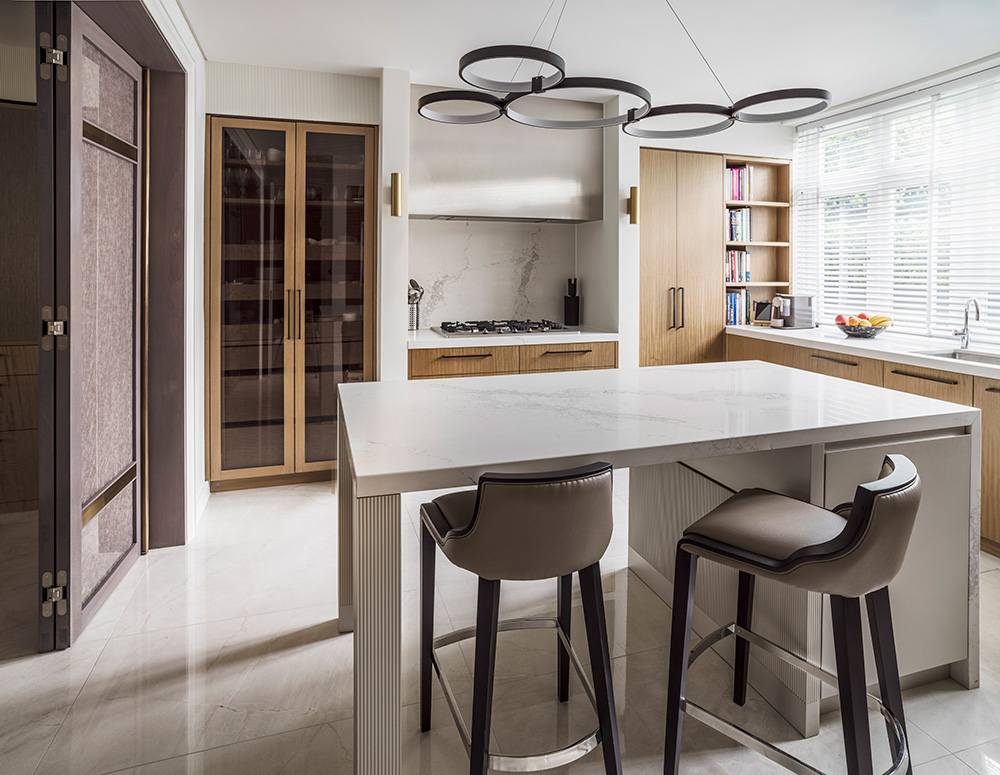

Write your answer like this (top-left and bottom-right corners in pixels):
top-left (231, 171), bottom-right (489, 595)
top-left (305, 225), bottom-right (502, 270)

top-left (219, 127), bottom-right (289, 470)
top-left (300, 130), bottom-right (367, 463)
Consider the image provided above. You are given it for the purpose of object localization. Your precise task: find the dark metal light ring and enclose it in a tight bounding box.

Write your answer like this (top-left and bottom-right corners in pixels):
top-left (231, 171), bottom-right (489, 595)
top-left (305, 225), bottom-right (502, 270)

top-left (622, 103), bottom-right (734, 139)
top-left (731, 88), bottom-right (832, 124)
top-left (417, 90), bottom-right (506, 125)
top-left (504, 77), bottom-right (652, 130)
top-left (459, 45), bottom-right (567, 93)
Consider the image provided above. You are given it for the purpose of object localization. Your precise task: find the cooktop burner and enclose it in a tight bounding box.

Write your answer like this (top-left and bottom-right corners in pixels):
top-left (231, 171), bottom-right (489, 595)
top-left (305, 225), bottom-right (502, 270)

top-left (432, 320), bottom-right (579, 337)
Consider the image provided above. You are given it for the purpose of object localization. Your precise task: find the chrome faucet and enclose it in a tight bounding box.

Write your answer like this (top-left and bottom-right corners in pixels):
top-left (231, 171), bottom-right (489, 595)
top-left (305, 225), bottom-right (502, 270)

top-left (953, 298), bottom-right (981, 349)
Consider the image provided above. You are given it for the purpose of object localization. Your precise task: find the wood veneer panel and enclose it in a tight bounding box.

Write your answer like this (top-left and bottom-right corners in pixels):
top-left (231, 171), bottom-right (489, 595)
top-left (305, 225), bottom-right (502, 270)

top-left (408, 346), bottom-right (519, 379)
top-left (639, 148), bottom-right (677, 367)
top-left (797, 348), bottom-right (883, 386)
top-left (519, 341), bottom-right (617, 372)
top-left (882, 361), bottom-right (974, 405)
top-left (724, 334), bottom-right (798, 368)
top-left (975, 376), bottom-right (1000, 552)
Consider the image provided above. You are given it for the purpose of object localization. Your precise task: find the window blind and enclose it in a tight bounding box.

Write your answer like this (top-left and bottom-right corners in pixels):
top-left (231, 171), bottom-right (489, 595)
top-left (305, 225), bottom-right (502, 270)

top-left (793, 72), bottom-right (1000, 345)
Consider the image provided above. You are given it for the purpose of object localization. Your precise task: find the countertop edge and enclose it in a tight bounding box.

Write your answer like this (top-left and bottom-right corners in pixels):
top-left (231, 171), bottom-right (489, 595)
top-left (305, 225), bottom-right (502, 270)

top-left (407, 328), bottom-right (620, 349)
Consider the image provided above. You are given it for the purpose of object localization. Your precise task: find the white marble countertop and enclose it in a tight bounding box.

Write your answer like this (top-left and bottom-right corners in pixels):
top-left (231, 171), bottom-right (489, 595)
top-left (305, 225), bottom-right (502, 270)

top-left (338, 361), bottom-right (978, 497)
top-left (406, 327), bottom-right (619, 349)
top-left (727, 325), bottom-right (1000, 380)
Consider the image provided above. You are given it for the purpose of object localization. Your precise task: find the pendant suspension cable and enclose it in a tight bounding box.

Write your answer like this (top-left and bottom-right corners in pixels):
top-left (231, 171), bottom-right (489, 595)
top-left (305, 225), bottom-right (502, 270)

top-left (663, 0), bottom-right (733, 105)
top-left (510, 0), bottom-right (559, 83)
top-left (538, 0), bottom-right (570, 76)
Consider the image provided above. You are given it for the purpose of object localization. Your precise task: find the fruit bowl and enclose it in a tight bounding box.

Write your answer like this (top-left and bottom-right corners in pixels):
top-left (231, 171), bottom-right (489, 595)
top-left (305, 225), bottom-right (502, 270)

top-left (836, 323), bottom-right (887, 339)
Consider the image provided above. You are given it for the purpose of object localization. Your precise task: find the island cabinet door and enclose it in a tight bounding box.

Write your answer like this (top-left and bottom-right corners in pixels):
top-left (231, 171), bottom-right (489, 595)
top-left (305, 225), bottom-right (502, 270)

top-left (674, 151), bottom-right (725, 365)
top-left (639, 148), bottom-right (678, 367)
top-left (975, 376), bottom-right (1000, 555)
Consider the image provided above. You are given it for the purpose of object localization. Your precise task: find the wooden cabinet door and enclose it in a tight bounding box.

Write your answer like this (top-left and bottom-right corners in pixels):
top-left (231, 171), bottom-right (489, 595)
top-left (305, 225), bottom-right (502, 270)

top-left (639, 149), bottom-right (677, 367)
top-left (974, 376), bottom-right (1000, 554)
top-left (797, 348), bottom-right (883, 385)
top-left (408, 346), bottom-right (520, 379)
top-left (724, 334), bottom-right (798, 368)
top-left (674, 152), bottom-right (725, 365)
top-left (519, 341), bottom-right (618, 372)
top-left (882, 361), bottom-right (974, 405)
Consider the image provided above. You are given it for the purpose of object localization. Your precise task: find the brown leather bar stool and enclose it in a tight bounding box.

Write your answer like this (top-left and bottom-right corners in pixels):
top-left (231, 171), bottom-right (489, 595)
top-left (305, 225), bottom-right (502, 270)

top-left (663, 454), bottom-right (921, 775)
top-left (419, 462), bottom-right (622, 775)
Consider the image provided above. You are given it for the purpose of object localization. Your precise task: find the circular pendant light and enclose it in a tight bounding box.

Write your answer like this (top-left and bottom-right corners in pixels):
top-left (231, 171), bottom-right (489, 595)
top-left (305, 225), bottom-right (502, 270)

top-left (459, 45), bottom-right (567, 93)
top-left (504, 77), bottom-right (652, 129)
top-left (622, 103), bottom-right (733, 139)
top-left (417, 90), bottom-right (506, 124)
top-left (731, 88), bottom-right (832, 124)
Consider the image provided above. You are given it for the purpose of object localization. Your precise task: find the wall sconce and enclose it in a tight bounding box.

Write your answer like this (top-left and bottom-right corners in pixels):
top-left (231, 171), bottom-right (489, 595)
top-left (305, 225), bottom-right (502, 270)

top-left (627, 186), bottom-right (639, 225)
top-left (391, 172), bottom-right (402, 217)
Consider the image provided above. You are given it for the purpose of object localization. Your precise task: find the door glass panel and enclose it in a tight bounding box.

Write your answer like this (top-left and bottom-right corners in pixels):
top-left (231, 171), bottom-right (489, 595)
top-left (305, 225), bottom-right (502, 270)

top-left (220, 127), bottom-right (288, 470)
top-left (302, 131), bottom-right (366, 463)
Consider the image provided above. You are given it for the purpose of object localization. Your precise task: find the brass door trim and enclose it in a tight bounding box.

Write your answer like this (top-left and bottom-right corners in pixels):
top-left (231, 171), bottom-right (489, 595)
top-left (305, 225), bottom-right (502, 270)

top-left (82, 463), bottom-right (137, 527)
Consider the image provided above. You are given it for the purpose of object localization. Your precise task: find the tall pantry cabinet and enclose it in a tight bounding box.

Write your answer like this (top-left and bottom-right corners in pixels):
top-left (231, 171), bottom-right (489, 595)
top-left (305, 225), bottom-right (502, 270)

top-left (639, 149), bottom-right (725, 366)
top-left (206, 117), bottom-right (376, 487)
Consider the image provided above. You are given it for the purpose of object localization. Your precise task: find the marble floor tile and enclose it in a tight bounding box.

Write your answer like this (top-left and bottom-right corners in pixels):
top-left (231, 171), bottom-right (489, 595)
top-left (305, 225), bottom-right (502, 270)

top-left (913, 754), bottom-right (980, 775)
top-left (980, 551), bottom-right (1000, 573)
top-left (955, 738), bottom-right (1000, 775)
top-left (902, 672), bottom-right (1000, 754)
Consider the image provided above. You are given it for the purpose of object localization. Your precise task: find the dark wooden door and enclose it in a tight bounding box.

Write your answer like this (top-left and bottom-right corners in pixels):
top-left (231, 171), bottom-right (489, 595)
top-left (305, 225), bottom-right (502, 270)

top-left (36, 2), bottom-right (143, 649)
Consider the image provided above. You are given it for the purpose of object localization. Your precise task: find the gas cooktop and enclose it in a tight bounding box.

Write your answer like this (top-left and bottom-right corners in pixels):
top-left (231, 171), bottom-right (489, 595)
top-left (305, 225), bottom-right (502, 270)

top-left (432, 320), bottom-right (580, 337)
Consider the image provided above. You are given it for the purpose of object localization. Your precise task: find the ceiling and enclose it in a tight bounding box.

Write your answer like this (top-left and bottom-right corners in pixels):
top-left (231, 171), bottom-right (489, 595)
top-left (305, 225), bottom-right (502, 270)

top-left (178, 0), bottom-right (1000, 111)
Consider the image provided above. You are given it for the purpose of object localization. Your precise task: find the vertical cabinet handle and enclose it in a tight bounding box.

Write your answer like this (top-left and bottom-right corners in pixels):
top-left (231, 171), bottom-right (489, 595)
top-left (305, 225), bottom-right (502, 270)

top-left (669, 287), bottom-right (676, 330)
top-left (287, 290), bottom-right (293, 340)
top-left (678, 287), bottom-right (685, 329)
top-left (297, 290), bottom-right (303, 340)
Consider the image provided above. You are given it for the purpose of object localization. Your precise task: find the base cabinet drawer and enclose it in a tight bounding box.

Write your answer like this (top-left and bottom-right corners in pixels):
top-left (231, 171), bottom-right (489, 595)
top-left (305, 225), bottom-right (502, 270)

top-left (882, 362), bottom-right (974, 405)
top-left (520, 341), bottom-right (617, 373)
top-left (409, 346), bottom-right (519, 379)
top-left (975, 376), bottom-right (1000, 554)
top-left (724, 335), bottom-right (798, 369)
top-left (797, 349), bottom-right (883, 385)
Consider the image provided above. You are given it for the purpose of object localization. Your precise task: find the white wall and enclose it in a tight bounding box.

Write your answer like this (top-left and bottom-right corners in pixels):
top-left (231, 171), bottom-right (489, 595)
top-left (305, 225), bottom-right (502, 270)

top-left (141, 0), bottom-right (209, 531)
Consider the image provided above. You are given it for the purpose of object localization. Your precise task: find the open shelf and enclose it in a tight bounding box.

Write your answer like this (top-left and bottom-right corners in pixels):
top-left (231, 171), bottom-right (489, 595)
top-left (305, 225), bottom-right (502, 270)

top-left (725, 281), bottom-right (790, 288)
top-left (726, 200), bottom-right (790, 208)
top-left (726, 241), bottom-right (790, 248)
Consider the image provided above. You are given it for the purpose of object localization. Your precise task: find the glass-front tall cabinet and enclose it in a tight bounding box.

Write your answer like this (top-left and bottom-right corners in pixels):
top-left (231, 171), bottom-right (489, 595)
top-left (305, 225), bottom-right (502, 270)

top-left (208, 117), bottom-right (376, 485)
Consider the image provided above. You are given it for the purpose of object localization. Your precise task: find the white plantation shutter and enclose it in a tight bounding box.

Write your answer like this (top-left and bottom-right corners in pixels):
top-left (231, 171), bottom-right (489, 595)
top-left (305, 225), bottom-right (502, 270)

top-left (793, 72), bottom-right (1000, 345)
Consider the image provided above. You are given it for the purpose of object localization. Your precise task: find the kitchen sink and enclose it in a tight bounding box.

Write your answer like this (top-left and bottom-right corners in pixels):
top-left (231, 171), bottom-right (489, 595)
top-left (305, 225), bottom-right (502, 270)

top-left (918, 348), bottom-right (1000, 366)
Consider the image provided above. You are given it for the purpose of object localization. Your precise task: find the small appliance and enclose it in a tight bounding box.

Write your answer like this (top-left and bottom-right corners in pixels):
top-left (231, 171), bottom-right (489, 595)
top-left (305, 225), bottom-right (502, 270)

top-left (770, 294), bottom-right (815, 329)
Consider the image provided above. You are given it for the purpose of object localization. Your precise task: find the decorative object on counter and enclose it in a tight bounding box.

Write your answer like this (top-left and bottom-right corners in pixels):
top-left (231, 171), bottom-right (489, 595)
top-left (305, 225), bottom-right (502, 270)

top-left (836, 323), bottom-right (887, 339)
top-left (408, 279), bottom-right (425, 331)
top-left (391, 172), bottom-right (402, 217)
top-left (752, 300), bottom-right (772, 325)
top-left (628, 186), bottom-right (639, 225)
top-left (433, 319), bottom-right (575, 337)
top-left (416, 0), bottom-right (830, 138)
top-left (565, 277), bottom-right (581, 326)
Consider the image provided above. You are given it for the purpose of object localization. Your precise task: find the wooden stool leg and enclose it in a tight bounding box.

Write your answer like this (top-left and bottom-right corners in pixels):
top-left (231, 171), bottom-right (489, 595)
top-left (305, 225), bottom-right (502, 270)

top-left (420, 522), bottom-right (436, 733)
top-left (557, 573), bottom-right (572, 702)
top-left (733, 571), bottom-right (755, 706)
top-left (664, 548), bottom-right (698, 775)
top-left (579, 562), bottom-right (622, 775)
top-left (470, 578), bottom-right (501, 775)
top-left (831, 595), bottom-right (874, 775)
top-left (866, 586), bottom-right (912, 775)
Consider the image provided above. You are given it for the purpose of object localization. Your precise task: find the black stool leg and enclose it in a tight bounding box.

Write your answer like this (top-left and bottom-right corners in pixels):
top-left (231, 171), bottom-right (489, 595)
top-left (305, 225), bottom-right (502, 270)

top-left (557, 574), bottom-right (572, 702)
top-left (733, 571), bottom-right (756, 707)
top-left (664, 548), bottom-right (698, 775)
top-left (470, 578), bottom-right (501, 775)
top-left (831, 595), bottom-right (874, 775)
top-left (420, 522), bottom-right (436, 733)
top-left (579, 562), bottom-right (622, 775)
top-left (866, 586), bottom-right (912, 775)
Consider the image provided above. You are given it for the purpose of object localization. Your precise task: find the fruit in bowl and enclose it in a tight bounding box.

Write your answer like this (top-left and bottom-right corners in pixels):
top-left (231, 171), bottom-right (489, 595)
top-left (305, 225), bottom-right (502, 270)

top-left (834, 312), bottom-right (894, 338)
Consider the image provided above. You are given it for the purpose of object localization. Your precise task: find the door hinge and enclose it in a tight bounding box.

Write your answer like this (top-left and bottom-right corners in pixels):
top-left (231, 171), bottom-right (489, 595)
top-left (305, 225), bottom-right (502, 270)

top-left (41, 571), bottom-right (68, 618)
top-left (43, 47), bottom-right (65, 66)
top-left (43, 320), bottom-right (67, 337)
top-left (39, 33), bottom-right (68, 82)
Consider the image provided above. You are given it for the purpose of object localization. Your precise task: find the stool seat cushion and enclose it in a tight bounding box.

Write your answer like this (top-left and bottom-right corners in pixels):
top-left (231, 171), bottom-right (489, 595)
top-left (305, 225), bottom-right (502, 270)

top-left (684, 489), bottom-right (847, 561)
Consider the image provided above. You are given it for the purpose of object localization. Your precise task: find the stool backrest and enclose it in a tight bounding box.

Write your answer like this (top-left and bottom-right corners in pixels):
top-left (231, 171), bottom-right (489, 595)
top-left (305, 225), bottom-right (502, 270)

top-left (790, 454), bottom-right (921, 597)
top-left (444, 462), bottom-right (614, 581)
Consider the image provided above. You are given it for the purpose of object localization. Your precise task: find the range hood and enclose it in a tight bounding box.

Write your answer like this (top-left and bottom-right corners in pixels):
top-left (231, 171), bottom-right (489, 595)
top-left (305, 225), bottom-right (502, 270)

top-left (409, 84), bottom-right (603, 223)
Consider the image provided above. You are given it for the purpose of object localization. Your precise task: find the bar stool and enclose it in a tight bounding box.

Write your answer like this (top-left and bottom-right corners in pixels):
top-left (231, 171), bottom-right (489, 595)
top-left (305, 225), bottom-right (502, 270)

top-left (663, 454), bottom-right (921, 775)
top-left (419, 462), bottom-right (622, 775)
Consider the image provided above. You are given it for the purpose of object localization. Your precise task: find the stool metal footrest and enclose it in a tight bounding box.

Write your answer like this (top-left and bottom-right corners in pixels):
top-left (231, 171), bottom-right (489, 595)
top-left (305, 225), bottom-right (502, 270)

top-left (431, 616), bottom-right (601, 772)
top-left (685, 622), bottom-right (909, 775)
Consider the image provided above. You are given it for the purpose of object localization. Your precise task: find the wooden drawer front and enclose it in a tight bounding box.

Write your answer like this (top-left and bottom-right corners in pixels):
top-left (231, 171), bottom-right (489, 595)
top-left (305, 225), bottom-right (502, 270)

top-left (0, 374), bottom-right (38, 431)
top-left (974, 376), bottom-right (1000, 552)
top-left (798, 349), bottom-right (883, 385)
top-left (725, 335), bottom-right (797, 369)
top-left (883, 362), bottom-right (974, 405)
top-left (519, 341), bottom-right (618, 373)
top-left (409, 346), bottom-right (519, 379)
top-left (0, 345), bottom-right (38, 377)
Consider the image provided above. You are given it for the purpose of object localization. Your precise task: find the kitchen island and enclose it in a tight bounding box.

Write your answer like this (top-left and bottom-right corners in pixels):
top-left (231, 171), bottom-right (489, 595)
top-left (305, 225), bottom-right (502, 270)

top-left (336, 361), bottom-right (980, 775)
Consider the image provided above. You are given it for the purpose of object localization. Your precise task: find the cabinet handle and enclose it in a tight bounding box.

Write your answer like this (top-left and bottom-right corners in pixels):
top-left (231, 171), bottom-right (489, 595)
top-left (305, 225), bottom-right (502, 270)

top-left (668, 287), bottom-right (676, 330)
top-left (986, 387), bottom-right (1000, 394)
top-left (543, 349), bottom-right (592, 355)
top-left (890, 369), bottom-right (958, 386)
top-left (297, 290), bottom-right (302, 340)
top-left (678, 287), bottom-right (685, 329)
top-left (442, 353), bottom-right (493, 359)
top-left (810, 354), bottom-right (858, 367)
top-left (287, 290), bottom-right (293, 340)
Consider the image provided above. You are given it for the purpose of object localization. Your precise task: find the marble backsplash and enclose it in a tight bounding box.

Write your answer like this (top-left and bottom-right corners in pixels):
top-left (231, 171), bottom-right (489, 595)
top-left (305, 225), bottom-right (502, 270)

top-left (408, 220), bottom-right (576, 325)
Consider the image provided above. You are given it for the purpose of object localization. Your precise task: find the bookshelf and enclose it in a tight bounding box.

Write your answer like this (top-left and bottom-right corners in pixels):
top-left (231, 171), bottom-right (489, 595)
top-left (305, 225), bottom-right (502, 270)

top-left (723, 155), bottom-right (791, 325)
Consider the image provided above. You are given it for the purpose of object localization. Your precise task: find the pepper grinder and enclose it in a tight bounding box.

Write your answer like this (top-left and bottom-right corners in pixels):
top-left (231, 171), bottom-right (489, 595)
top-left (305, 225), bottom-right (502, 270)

top-left (564, 278), bottom-right (580, 326)
top-left (408, 279), bottom-right (425, 331)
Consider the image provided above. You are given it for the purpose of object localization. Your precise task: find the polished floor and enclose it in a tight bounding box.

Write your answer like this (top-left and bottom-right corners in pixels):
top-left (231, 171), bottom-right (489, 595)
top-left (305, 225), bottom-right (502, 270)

top-left (2, 474), bottom-right (1000, 775)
